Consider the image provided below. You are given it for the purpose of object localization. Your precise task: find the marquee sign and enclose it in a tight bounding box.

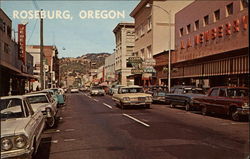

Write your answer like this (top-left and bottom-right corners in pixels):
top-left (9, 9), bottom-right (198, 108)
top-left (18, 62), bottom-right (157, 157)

top-left (18, 24), bottom-right (26, 64)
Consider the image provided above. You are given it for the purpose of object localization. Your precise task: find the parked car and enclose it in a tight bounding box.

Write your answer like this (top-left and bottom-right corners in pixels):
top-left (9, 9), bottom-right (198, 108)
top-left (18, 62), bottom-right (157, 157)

top-left (90, 86), bottom-right (105, 96)
top-left (165, 85), bottom-right (206, 111)
top-left (31, 90), bottom-right (59, 107)
top-left (50, 88), bottom-right (65, 106)
top-left (24, 93), bottom-right (60, 128)
top-left (145, 85), bottom-right (168, 95)
top-left (193, 86), bottom-right (249, 121)
top-left (112, 85), bottom-right (152, 109)
top-left (0, 96), bottom-right (45, 159)
top-left (70, 88), bottom-right (79, 93)
top-left (152, 91), bottom-right (168, 104)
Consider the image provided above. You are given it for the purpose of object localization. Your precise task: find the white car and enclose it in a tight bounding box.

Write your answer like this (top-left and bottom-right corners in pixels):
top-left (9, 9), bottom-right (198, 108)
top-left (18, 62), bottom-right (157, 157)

top-left (90, 86), bottom-right (105, 96)
top-left (70, 88), bottom-right (79, 93)
top-left (24, 93), bottom-right (60, 128)
top-left (0, 96), bottom-right (45, 159)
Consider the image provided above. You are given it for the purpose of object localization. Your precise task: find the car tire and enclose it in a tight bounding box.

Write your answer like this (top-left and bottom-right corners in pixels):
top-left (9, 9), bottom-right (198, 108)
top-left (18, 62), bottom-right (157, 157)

top-left (185, 103), bottom-right (190, 111)
top-left (146, 104), bottom-right (151, 109)
top-left (230, 108), bottom-right (240, 121)
top-left (170, 103), bottom-right (175, 108)
top-left (120, 102), bottom-right (124, 109)
top-left (46, 116), bottom-right (55, 128)
top-left (201, 106), bottom-right (207, 116)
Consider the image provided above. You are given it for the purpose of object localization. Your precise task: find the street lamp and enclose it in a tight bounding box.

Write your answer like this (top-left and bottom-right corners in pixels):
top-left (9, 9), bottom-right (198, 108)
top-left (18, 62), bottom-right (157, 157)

top-left (146, 3), bottom-right (171, 92)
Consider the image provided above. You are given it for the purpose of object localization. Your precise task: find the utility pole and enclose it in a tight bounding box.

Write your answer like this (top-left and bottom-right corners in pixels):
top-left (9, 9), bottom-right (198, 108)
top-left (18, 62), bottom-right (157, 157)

top-left (40, 9), bottom-right (44, 90)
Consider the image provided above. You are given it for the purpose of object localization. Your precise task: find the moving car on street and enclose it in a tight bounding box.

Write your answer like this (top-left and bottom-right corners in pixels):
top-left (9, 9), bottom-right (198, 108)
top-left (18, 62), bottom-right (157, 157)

top-left (112, 85), bottom-right (152, 109)
top-left (193, 86), bottom-right (249, 121)
top-left (0, 96), bottom-right (45, 159)
top-left (165, 85), bottom-right (206, 111)
top-left (24, 93), bottom-right (60, 128)
top-left (70, 88), bottom-right (79, 93)
top-left (90, 86), bottom-right (105, 96)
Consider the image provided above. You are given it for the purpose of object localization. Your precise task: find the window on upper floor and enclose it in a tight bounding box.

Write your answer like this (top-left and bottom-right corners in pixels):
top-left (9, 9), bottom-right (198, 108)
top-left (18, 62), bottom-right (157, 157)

top-left (214, 9), bottom-right (220, 22)
top-left (194, 20), bottom-right (199, 31)
top-left (226, 3), bottom-right (233, 17)
top-left (240, 0), bottom-right (248, 10)
top-left (203, 15), bottom-right (209, 26)
top-left (147, 16), bottom-right (152, 31)
top-left (147, 45), bottom-right (152, 58)
top-left (7, 26), bottom-right (11, 38)
top-left (186, 24), bottom-right (191, 34)
top-left (141, 49), bottom-right (145, 59)
top-left (179, 28), bottom-right (184, 37)
top-left (4, 43), bottom-right (9, 54)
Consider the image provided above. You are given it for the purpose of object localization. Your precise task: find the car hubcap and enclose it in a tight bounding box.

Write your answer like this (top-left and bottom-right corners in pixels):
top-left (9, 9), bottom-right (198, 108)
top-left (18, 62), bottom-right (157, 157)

top-left (47, 117), bottom-right (55, 128)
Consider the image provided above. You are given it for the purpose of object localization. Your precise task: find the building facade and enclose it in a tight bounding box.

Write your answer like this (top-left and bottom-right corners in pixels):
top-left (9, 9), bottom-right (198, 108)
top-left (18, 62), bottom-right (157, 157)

top-left (104, 53), bottom-right (115, 85)
top-left (0, 9), bottom-right (34, 96)
top-left (26, 45), bottom-right (59, 90)
top-left (130, 0), bottom-right (193, 86)
top-left (170, 0), bottom-right (248, 87)
top-left (113, 22), bottom-right (135, 86)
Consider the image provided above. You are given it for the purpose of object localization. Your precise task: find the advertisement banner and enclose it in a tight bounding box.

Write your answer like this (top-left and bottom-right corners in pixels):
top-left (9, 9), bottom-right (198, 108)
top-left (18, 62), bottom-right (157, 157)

top-left (18, 24), bottom-right (26, 64)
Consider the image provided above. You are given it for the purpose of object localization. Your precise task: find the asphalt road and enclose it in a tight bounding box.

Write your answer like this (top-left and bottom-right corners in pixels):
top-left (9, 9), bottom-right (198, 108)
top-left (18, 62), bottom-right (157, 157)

top-left (34, 93), bottom-right (250, 159)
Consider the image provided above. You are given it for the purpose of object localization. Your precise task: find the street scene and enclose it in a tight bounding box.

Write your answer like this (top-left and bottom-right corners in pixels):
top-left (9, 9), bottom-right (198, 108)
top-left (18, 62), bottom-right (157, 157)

top-left (0, 0), bottom-right (249, 159)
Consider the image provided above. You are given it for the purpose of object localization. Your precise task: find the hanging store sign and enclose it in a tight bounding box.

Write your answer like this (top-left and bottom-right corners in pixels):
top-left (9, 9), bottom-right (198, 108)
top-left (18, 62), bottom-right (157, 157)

top-left (143, 66), bottom-right (156, 73)
top-left (142, 58), bottom-right (156, 67)
top-left (131, 69), bottom-right (143, 74)
top-left (18, 24), bottom-right (26, 64)
top-left (128, 57), bottom-right (143, 63)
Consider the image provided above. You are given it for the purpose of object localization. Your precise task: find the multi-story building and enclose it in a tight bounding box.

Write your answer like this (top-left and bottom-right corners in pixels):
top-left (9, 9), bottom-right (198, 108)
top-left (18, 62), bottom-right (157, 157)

top-left (104, 53), bottom-right (115, 85)
top-left (113, 22), bottom-right (135, 85)
top-left (130, 0), bottom-right (193, 86)
top-left (169, 0), bottom-right (249, 88)
top-left (26, 45), bottom-right (59, 90)
top-left (0, 9), bottom-right (34, 96)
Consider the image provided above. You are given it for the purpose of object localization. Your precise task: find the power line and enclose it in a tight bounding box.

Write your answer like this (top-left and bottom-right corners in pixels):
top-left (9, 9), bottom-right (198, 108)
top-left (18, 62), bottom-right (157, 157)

top-left (27, 18), bottom-right (38, 44)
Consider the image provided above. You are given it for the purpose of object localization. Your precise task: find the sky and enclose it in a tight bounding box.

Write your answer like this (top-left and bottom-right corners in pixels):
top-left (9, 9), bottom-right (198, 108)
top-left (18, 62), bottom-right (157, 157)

top-left (1, 0), bottom-right (139, 58)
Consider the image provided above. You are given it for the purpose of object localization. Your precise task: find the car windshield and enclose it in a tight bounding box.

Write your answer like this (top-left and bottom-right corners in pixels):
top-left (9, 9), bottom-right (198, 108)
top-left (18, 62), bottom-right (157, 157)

top-left (0, 98), bottom-right (25, 119)
top-left (157, 92), bottom-right (166, 96)
top-left (27, 95), bottom-right (49, 104)
top-left (184, 88), bottom-right (205, 94)
top-left (121, 88), bottom-right (144, 93)
top-left (227, 88), bottom-right (249, 98)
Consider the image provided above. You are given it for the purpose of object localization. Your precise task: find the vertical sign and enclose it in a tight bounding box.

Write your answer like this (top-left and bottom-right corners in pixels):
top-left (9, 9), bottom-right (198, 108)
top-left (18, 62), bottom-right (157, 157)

top-left (18, 24), bottom-right (26, 64)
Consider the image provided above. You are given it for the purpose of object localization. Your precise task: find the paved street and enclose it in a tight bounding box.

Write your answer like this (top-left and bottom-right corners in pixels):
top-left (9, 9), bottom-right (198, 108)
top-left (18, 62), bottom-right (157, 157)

top-left (35, 93), bottom-right (249, 159)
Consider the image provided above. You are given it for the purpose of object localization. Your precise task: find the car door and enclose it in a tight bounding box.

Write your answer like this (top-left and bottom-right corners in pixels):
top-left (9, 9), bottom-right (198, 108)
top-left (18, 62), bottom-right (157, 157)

top-left (25, 99), bottom-right (45, 146)
top-left (216, 88), bottom-right (231, 114)
top-left (206, 88), bottom-right (220, 113)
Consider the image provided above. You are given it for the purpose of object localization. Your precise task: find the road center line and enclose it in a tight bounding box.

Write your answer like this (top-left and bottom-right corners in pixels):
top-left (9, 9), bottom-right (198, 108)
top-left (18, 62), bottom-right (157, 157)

top-left (103, 103), bottom-right (112, 109)
top-left (64, 129), bottom-right (75, 132)
top-left (123, 113), bottom-right (150, 127)
top-left (42, 140), bottom-right (58, 144)
top-left (64, 139), bottom-right (76, 142)
top-left (93, 99), bottom-right (99, 102)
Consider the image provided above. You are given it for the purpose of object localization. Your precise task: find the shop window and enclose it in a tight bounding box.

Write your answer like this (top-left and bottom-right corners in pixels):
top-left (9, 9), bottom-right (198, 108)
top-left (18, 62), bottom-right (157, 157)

top-left (214, 9), bottom-right (220, 22)
top-left (194, 20), bottom-right (199, 31)
top-left (186, 24), bottom-right (191, 34)
top-left (203, 15), bottom-right (209, 26)
top-left (226, 3), bottom-right (233, 17)
top-left (179, 27), bottom-right (184, 37)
